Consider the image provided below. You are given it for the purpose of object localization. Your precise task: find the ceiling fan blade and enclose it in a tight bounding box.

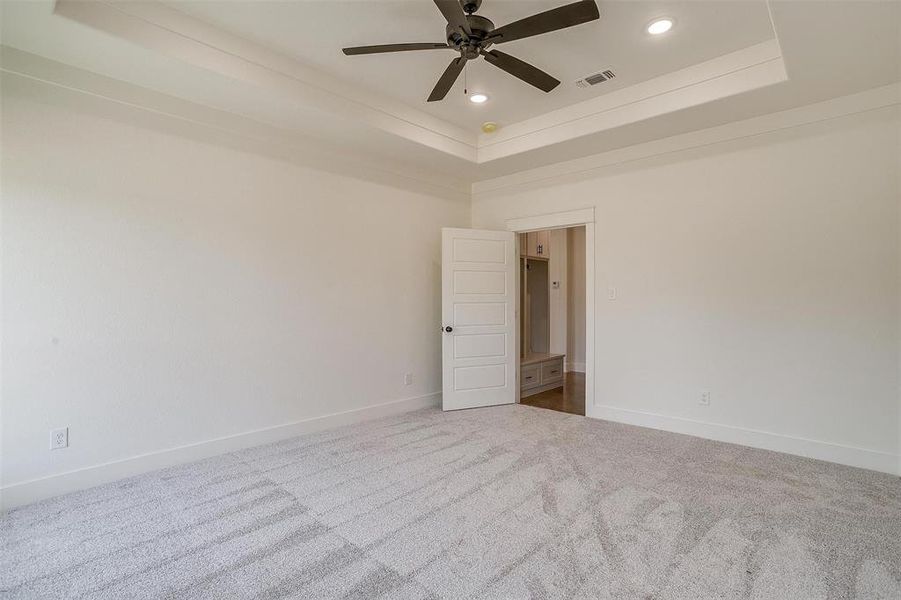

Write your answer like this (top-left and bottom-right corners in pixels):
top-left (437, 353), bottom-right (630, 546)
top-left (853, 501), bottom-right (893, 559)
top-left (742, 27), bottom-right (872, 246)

top-left (481, 50), bottom-right (560, 92)
top-left (428, 56), bottom-right (467, 102)
top-left (342, 43), bottom-right (450, 55)
top-left (486, 0), bottom-right (599, 44)
top-left (433, 0), bottom-right (471, 37)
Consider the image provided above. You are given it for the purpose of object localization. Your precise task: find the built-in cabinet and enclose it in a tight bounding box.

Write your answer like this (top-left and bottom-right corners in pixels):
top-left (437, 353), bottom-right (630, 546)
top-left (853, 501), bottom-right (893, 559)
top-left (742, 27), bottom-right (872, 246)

top-left (521, 230), bottom-right (551, 259)
top-left (521, 353), bottom-right (565, 397)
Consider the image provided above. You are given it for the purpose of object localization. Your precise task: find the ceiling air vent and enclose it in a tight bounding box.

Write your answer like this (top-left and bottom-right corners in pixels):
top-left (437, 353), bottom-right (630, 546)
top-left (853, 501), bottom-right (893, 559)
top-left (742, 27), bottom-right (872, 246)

top-left (575, 69), bottom-right (616, 88)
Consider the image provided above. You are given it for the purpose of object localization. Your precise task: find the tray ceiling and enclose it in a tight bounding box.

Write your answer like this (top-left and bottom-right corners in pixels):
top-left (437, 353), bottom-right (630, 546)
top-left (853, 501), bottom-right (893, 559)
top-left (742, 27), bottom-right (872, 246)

top-left (1, 0), bottom-right (898, 186)
top-left (165, 0), bottom-right (777, 132)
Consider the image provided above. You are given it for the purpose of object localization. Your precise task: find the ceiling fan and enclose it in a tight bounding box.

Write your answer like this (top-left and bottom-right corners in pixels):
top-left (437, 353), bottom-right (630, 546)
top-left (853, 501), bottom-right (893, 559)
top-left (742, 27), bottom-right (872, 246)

top-left (342, 0), bottom-right (600, 102)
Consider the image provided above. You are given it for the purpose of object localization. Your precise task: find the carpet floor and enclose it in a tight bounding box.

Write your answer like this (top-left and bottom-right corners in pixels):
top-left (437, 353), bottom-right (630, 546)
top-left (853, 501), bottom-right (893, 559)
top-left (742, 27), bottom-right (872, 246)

top-left (2, 405), bottom-right (899, 599)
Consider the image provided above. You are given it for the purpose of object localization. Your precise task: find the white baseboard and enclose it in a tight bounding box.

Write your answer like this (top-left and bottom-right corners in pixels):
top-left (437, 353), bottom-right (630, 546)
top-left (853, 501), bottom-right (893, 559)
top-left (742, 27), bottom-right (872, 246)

top-left (0, 392), bottom-right (441, 511)
top-left (589, 404), bottom-right (899, 476)
top-left (565, 361), bottom-right (585, 373)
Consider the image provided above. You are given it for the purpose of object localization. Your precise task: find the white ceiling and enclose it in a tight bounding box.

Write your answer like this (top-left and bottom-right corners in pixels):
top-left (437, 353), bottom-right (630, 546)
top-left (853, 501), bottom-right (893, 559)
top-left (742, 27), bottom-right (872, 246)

top-left (165, 0), bottom-right (776, 132)
top-left (1, 0), bottom-right (899, 189)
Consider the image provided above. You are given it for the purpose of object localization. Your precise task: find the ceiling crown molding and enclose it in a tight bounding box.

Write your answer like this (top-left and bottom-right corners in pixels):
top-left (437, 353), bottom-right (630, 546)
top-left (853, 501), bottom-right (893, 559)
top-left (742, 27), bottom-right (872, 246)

top-left (0, 45), bottom-right (473, 201)
top-left (53, 0), bottom-right (790, 166)
top-left (475, 40), bottom-right (787, 163)
top-left (472, 83), bottom-right (900, 197)
top-left (54, 0), bottom-right (480, 161)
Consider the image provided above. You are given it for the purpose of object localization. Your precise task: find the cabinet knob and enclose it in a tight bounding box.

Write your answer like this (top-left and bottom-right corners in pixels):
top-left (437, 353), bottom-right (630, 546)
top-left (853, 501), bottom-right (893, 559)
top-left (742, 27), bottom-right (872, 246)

top-left (444, 326), bottom-right (453, 333)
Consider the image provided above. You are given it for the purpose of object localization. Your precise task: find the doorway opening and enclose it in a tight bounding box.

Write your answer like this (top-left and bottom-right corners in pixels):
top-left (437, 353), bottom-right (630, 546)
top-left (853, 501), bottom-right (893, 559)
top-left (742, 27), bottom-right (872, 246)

top-left (517, 226), bottom-right (587, 416)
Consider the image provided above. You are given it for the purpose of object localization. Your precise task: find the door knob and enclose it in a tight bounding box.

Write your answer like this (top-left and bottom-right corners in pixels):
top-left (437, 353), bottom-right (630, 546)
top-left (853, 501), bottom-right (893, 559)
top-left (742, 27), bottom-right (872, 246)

top-left (444, 326), bottom-right (453, 333)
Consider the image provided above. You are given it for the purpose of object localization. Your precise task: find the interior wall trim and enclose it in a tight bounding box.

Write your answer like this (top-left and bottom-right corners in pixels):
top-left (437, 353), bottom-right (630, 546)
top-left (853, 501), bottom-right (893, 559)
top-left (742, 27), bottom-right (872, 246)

top-left (505, 207), bottom-right (596, 232)
top-left (593, 404), bottom-right (899, 476)
top-left (0, 392), bottom-right (441, 511)
top-left (54, 0), bottom-right (479, 160)
top-left (479, 40), bottom-right (782, 149)
top-left (506, 209), bottom-right (597, 425)
top-left (472, 83), bottom-right (901, 197)
top-left (0, 47), bottom-right (471, 202)
top-left (52, 1), bottom-right (793, 165)
top-left (477, 41), bottom-right (788, 162)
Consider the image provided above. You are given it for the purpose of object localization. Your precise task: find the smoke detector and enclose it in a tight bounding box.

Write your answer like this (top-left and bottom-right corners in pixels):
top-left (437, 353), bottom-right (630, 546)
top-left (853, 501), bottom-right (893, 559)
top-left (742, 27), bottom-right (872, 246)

top-left (481, 121), bottom-right (498, 134)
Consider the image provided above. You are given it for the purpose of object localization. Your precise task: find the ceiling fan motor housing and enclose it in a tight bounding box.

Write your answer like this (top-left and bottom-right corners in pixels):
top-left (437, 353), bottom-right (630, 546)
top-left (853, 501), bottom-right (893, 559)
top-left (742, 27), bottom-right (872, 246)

top-left (446, 15), bottom-right (495, 57)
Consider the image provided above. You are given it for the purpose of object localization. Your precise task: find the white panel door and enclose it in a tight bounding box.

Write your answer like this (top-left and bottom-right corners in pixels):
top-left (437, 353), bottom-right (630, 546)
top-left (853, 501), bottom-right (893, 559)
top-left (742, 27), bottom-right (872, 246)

top-left (442, 228), bottom-right (517, 411)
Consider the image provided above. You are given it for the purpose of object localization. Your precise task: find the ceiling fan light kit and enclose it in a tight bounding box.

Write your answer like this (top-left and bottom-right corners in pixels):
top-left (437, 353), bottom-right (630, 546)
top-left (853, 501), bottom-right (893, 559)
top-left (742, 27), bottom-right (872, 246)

top-left (342, 0), bottom-right (601, 102)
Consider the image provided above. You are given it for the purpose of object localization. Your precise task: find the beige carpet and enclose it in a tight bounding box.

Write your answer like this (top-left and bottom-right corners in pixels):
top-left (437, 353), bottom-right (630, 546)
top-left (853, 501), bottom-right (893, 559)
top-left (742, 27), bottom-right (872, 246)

top-left (2, 405), bottom-right (899, 599)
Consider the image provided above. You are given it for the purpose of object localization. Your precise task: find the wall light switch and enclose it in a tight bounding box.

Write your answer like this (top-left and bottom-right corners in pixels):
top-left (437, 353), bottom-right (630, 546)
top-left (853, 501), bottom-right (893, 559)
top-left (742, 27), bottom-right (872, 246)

top-left (607, 287), bottom-right (617, 300)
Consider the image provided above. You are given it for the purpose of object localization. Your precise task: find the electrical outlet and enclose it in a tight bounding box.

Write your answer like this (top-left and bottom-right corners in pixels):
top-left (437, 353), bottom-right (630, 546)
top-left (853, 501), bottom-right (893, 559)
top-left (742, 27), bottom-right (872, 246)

top-left (404, 373), bottom-right (413, 386)
top-left (50, 427), bottom-right (68, 450)
top-left (699, 391), bottom-right (711, 406)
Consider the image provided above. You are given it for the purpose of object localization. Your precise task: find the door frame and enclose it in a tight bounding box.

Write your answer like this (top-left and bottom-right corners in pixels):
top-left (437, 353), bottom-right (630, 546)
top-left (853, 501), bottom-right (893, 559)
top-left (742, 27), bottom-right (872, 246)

top-left (505, 208), bottom-right (596, 417)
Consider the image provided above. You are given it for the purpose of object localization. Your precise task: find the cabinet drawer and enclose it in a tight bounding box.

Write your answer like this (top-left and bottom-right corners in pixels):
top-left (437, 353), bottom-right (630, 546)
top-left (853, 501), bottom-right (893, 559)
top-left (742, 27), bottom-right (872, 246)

top-left (540, 359), bottom-right (564, 384)
top-left (521, 364), bottom-right (541, 390)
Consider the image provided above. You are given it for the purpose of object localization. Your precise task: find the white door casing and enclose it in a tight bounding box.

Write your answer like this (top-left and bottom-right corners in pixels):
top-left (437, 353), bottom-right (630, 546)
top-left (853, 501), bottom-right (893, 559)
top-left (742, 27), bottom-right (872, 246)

top-left (441, 228), bottom-right (517, 411)
top-left (505, 207), bottom-right (595, 418)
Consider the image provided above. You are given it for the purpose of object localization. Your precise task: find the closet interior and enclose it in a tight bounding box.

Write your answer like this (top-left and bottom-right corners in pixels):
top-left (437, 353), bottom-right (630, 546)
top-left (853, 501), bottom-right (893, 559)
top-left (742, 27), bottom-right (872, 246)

top-left (519, 231), bottom-right (565, 398)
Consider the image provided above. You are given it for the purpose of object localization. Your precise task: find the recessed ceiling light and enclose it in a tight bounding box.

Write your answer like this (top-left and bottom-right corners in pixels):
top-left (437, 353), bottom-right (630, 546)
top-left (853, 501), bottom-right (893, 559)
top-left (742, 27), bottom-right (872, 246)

top-left (647, 18), bottom-right (674, 35)
top-left (469, 93), bottom-right (488, 104)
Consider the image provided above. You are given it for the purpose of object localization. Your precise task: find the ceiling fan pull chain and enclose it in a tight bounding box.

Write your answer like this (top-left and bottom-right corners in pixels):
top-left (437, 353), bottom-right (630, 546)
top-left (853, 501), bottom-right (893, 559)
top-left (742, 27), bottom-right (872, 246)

top-left (464, 61), bottom-right (468, 96)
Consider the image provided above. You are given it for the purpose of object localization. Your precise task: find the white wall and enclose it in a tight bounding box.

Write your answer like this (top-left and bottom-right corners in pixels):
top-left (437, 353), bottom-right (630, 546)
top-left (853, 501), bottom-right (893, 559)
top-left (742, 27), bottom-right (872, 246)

top-left (2, 71), bottom-right (898, 515)
top-left (1, 87), bottom-right (468, 506)
top-left (474, 104), bottom-right (901, 474)
top-left (567, 227), bottom-right (586, 372)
